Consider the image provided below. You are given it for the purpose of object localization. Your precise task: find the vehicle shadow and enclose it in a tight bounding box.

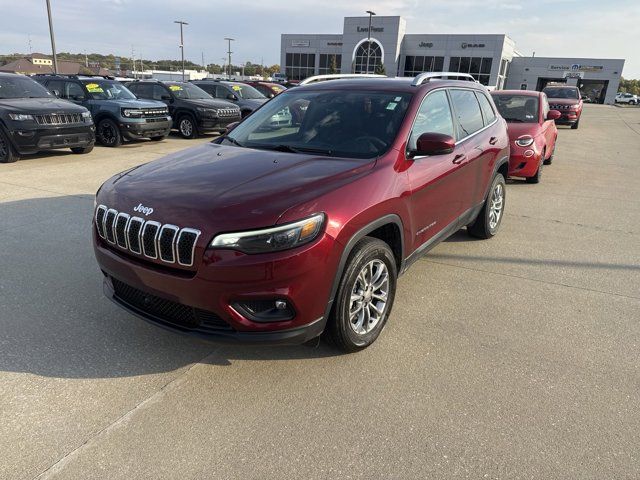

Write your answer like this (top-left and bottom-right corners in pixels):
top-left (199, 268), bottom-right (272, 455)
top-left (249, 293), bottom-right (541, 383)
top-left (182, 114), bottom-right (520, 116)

top-left (0, 194), bottom-right (341, 380)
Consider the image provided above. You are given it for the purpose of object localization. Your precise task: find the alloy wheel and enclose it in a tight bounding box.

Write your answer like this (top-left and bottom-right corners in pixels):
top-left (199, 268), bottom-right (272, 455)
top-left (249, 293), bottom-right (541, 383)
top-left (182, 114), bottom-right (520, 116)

top-left (99, 122), bottom-right (117, 145)
top-left (488, 183), bottom-right (504, 230)
top-left (180, 118), bottom-right (193, 137)
top-left (349, 259), bottom-right (390, 335)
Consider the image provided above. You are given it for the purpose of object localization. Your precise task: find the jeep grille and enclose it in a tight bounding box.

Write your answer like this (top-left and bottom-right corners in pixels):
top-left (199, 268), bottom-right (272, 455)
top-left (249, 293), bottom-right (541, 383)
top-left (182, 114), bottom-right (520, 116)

top-left (95, 205), bottom-right (201, 267)
top-left (34, 113), bottom-right (83, 125)
top-left (217, 108), bottom-right (240, 118)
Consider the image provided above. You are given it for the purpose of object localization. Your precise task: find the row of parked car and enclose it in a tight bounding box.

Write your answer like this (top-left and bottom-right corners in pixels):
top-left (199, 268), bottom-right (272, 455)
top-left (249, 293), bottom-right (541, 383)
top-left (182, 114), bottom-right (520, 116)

top-left (0, 72), bottom-right (288, 162)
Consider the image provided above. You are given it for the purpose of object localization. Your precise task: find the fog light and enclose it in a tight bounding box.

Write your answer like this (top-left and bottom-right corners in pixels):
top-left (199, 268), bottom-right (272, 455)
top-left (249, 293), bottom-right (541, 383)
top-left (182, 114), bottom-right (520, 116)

top-left (233, 299), bottom-right (295, 322)
top-left (523, 150), bottom-right (535, 158)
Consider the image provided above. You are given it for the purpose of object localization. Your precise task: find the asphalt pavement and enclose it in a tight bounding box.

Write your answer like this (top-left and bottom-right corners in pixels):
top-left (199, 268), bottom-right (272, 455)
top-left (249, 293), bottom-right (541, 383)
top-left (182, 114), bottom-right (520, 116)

top-left (1, 105), bottom-right (639, 479)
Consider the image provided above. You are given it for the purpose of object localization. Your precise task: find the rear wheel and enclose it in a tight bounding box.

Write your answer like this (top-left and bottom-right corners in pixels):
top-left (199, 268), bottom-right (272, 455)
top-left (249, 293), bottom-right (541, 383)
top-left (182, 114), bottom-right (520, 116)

top-left (178, 115), bottom-right (197, 139)
top-left (96, 118), bottom-right (122, 147)
top-left (71, 145), bottom-right (94, 154)
top-left (0, 130), bottom-right (18, 163)
top-left (328, 237), bottom-right (397, 353)
top-left (467, 173), bottom-right (506, 239)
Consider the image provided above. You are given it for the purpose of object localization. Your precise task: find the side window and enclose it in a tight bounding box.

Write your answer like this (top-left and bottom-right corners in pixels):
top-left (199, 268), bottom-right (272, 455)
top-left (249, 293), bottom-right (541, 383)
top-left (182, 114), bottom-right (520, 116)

top-left (153, 85), bottom-right (168, 100)
top-left (450, 89), bottom-right (484, 139)
top-left (215, 85), bottom-right (230, 99)
top-left (46, 80), bottom-right (64, 97)
top-left (133, 83), bottom-right (152, 99)
top-left (409, 90), bottom-right (455, 149)
top-left (197, 83), bottom-right (215, 96)
top-left (65, 81), bottom-right (85, 100)
top-left (475, 92), bottom-right (497, 125)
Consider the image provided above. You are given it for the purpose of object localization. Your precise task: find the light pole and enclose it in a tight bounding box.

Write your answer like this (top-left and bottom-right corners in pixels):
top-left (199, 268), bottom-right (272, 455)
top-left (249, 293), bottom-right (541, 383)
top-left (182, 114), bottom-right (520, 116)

top-left (174, 20), bottom-right (188, 81)
top-left (365, 10), bottom-right (376, 74)
top-left (224, 38), bottom-right (235, 79)
top-left (45, 0), bottom-right (59, 74)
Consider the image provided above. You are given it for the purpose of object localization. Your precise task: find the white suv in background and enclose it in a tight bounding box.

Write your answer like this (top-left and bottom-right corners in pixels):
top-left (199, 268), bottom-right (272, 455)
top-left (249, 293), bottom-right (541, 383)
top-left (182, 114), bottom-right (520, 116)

top-left (615, 92), bottom-right (638, 105)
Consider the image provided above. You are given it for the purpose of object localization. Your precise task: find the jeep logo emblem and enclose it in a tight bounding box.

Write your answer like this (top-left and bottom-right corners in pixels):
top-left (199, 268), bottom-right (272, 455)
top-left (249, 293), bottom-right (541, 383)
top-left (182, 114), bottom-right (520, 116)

top-left (133, 203), bottom-right (154, 216)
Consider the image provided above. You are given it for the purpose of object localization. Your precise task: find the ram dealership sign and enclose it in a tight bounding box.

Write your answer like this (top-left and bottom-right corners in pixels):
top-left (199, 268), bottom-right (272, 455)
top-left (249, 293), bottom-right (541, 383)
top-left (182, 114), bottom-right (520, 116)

top-left (549, 64), bottom-right (604, 72)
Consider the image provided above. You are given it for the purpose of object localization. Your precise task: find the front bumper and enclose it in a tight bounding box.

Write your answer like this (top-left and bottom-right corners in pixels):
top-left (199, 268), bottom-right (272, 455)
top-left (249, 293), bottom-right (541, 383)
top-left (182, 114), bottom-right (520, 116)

top-left (508, 147), bottom-right (541, 178)
top-left (93, 230), bottom-right (338, 345)
top-left (121, 118), bottom-right (172, 139)
top-left (197, 116), bottom-right (241, 133)
top-left (554, 111), bottom-right (581, 125)
top-left (9, 124), bottom-right (95, 155)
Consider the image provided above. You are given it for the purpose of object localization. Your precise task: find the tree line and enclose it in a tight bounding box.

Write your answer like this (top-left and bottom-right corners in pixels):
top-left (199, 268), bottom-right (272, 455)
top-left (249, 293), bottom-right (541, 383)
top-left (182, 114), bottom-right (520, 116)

top-left (618, 78), bottom-right (640, 96)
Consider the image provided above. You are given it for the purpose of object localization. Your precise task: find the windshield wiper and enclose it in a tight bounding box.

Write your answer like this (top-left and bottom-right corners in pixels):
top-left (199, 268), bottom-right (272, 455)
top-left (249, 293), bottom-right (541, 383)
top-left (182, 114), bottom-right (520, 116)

top-left (252, 144), bottom-right (333, 156)
top-left (223, 136), bottom-right (244, 147)
top-left (503, 117), bottom-right (524, 123)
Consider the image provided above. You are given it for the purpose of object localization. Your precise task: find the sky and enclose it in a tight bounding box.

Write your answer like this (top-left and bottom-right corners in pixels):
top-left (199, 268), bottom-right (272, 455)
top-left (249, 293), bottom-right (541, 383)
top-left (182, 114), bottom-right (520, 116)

top-left (1, 0), bottom-right (638, 77)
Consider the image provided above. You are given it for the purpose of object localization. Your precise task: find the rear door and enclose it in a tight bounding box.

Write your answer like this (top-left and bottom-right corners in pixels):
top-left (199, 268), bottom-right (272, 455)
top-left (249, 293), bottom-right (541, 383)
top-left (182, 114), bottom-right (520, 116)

top-left (405, 88), bottom-right (468, 250)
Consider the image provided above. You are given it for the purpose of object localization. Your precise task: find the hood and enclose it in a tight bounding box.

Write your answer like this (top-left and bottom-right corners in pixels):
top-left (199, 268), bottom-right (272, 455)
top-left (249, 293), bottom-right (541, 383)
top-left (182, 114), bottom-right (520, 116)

top-left (180, 98), bottom-right (238, 110)
top-left (547, 98), bottom-right (580, 105)
top-left (116, 98), bottom-right (168, 109)
top-left (99, 143), bottom-right (372, 234)
top-left (0, 97), bottom-right (87, 114)
top-left (505, 122), bottom-right (541, 140)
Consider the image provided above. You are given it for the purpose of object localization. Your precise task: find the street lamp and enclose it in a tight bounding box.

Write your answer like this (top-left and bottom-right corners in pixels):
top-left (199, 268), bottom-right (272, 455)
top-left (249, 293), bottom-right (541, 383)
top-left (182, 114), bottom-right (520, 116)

top-left (45, 0), bottom-right (58, 74)
top-left (174, 20), bottom-right (188, 81)
top-left (365, 10), bottom-right (376, 74)
top-left (224, 38), bottom-right (235, 80)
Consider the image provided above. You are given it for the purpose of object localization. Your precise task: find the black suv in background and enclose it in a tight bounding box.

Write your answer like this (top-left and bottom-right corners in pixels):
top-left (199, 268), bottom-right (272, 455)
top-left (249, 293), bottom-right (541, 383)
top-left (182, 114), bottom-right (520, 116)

top-left (126, 80), bottom-right (241, 138)
top-left (35, 75), bottom-right (171, 147)
top-left (0, 73), bottom-right (95, 163)
top-left (191, 80), bottom-right (266, 118)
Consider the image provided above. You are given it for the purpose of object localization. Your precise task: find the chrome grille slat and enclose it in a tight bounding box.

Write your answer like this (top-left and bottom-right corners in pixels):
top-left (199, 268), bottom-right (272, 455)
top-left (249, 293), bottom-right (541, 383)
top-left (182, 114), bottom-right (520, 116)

top-left (34, 113), bottom-right (83, 125)
top-left (95, 205), bottom-right (200, 267)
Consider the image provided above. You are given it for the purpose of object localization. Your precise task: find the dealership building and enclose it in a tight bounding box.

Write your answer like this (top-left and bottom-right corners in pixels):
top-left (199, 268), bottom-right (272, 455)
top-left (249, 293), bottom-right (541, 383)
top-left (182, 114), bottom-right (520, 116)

top-left (280, 15), bottom-right (624, 104)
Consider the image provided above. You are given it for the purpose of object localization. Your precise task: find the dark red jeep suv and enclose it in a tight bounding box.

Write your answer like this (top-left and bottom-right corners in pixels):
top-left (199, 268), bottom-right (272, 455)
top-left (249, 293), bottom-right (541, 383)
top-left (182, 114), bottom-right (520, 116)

top-left (93, 73), bottom-right (509, 351)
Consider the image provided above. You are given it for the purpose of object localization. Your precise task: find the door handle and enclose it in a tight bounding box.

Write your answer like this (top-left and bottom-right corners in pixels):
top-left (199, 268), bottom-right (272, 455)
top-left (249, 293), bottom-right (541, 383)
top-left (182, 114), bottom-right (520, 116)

top-left (489, 136), bottom-right (498, 145)
top-left (452, 154), bottom-right (467, 165)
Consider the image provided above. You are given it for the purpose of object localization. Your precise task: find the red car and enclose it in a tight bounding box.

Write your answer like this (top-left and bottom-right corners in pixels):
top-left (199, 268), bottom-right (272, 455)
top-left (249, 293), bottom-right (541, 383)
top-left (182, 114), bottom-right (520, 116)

top-left (243, 81), bottom-right (286, 99)
top-left (93, 73), bottom-right (510, 351)
top-left (542, 85), bottom-right (583, 129)
top-left (491, 90), bottom-right (560, 183)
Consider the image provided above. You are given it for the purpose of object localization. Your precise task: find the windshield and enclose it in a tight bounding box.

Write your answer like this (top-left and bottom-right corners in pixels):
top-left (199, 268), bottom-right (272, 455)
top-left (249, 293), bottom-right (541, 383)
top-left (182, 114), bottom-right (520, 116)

top-left (542, 87), bottom-right (579, 99)
top-left (228, 83), bottom-right (265, 99)
top-left (492, 95), bottom-right (539, 123)
top-left (82, 80), bottom-right (136, 100)
top-left (0, 76), bottom-right (52, 99)
top-left (224, 89), bottom-right (412, 159)
top-left (166, 83), bottom-right (212, 100)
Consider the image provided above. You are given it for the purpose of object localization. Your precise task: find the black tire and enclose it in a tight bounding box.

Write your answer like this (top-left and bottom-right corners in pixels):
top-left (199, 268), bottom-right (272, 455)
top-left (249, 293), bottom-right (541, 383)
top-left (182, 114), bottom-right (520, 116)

top-left (241, 110), bottom-right (251, 119)
top-left (150, 135), bottom-right (167, 142)
top-left (96, 118), bottom-right (122, 147)
top-left (571, 119), bottom-right (580, 130)
top-left (328, 237), bottom-right (397, 353)
top-left (0, 129), bottom-right (19, 163)
top-left (526, 150), bottom-right (544, 184)
top-left (178, 115), bottom-right (198, 139)
top-left (71, 145), bottom-right (94, 154)
top-left (467, 173), bottom-right (506, 239)
top-left (544, 143), bottom-right (555, 165)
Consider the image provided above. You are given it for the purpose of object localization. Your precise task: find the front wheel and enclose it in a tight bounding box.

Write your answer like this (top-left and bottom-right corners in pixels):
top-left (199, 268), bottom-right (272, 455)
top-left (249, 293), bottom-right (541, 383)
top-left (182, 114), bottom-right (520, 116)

top-left (96, 118), bottom-right (122, 147)
top-left (178, 115), bottom-right (197, 139)
top-left (0, 130), bottom-right (19, 163)
top-left (328, 237), bottom-right (397, 353)
top-left (467, 173), bottom-right (506, 239)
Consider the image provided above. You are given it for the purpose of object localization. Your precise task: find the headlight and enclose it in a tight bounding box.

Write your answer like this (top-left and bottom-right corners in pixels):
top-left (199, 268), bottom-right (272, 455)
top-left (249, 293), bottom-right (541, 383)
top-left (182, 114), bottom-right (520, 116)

top-left (81, 111), bottom-right (93, 123)
top-left (8, 113), bottom-right (33, 121)
top-left (570, 104), bottom-right (581, 110)
top-left (210, 213), bottom-right (325, 254)
top-left (121, 108), bottom-right (144, 118)
top-left (515, 135), bottom-right (534, 147)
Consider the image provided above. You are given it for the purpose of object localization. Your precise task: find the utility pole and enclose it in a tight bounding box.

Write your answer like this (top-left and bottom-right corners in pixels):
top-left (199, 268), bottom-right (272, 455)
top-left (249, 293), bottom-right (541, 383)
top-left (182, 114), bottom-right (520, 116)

top-left (224, 37), bottom-right (234, 79)
top-left (131, 45), bottom-right (136, 79)
top-left (365, 10), bottom-right (376, 74)
top-left (174, 20), bottom-right (188, 81)
top-left (45, 0), bottom-right (58, 74)
top-left (28, 34), bottom-right (33, 55)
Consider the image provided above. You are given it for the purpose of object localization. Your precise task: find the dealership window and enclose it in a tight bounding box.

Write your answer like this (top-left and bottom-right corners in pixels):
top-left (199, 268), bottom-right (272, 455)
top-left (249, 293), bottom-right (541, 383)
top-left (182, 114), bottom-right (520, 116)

top-left (285, 53), bottom-right (316, 81)
top-left (353, 41), bottom-right (382, 74)
top-left (403, 56), bottom-right (445, 77)
top-left (449, 56), bottom-right (492, 86)
top-left (318, 54), bottom-right (342, 75)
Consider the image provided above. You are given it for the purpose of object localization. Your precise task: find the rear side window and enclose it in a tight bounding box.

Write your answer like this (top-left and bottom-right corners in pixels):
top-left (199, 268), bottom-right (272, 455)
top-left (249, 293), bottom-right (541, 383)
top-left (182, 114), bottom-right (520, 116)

top-left (409, 90), bottom-right (455, 149)
top-left (450, 89), bottom-right (484, 139)
top-left (475, 92), bottom-right (496, 125)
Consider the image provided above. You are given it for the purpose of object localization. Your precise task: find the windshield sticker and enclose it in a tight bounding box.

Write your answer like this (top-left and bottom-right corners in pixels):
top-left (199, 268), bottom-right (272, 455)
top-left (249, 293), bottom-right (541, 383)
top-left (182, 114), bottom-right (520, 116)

top-left (394, 96), bottom-right (402, 102)
top-left (169, 85), bottom-right (183, 91)
top-left (386, 102), bottom-right (398, 111)
top-left (273, 87), bottom-right (284, 92)
top-left (85, 83), bottom-right (104, 93)
top-left (232, 85), bottom-right (242, 91)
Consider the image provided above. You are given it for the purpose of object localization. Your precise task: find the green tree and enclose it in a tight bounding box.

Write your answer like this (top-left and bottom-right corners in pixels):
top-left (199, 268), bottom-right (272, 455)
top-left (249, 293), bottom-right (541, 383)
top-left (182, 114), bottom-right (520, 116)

top-left (329, 55), bottom-right (338, 74)
top-left (374, 62), bottom-right (386, 76)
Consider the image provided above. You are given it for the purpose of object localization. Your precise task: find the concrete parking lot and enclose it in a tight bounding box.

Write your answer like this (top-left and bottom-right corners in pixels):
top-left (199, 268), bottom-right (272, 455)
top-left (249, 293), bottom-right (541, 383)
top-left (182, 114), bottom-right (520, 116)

top-left (1, 105), bottom-right (639, 479)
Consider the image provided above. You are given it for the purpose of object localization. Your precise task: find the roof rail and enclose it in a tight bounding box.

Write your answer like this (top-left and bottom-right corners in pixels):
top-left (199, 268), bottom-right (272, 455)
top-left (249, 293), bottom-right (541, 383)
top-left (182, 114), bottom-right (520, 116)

top-left (411, 72), bottom-right (477, 87)
top-left (299, 73), bottom-right (386, 85)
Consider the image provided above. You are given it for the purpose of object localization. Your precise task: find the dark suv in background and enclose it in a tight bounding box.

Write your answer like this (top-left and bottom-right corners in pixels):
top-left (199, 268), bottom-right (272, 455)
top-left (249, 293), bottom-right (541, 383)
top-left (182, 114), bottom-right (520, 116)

top-left (35, 75), bottom-right (171, 146)
top-left (126, 80), bottom-right (241, 139)
top-left (0, 73), bottom-right (94, 163)
top-left (191, 80), bottom-right (267, 118)
top-left (92, 73), bottom-right (509, 351)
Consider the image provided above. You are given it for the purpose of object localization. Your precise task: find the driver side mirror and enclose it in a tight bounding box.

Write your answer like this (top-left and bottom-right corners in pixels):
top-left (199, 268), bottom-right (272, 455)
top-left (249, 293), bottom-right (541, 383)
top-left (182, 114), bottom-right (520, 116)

top-left (52, 89), bottom-right (61, 97)
top-left (409, 132), bottom-right (456, 158)
top-left (227, 93), bottom-right (238, 101)
top-left (547, 110), bottom-right (561, 120)
top-left (225, 121), bottom-right (240, 134)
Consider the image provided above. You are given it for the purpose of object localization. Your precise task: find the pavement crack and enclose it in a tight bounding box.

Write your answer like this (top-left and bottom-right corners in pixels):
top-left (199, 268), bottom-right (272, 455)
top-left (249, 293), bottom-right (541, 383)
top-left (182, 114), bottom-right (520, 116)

top-left (32, 347), bottom-right (223, 480)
